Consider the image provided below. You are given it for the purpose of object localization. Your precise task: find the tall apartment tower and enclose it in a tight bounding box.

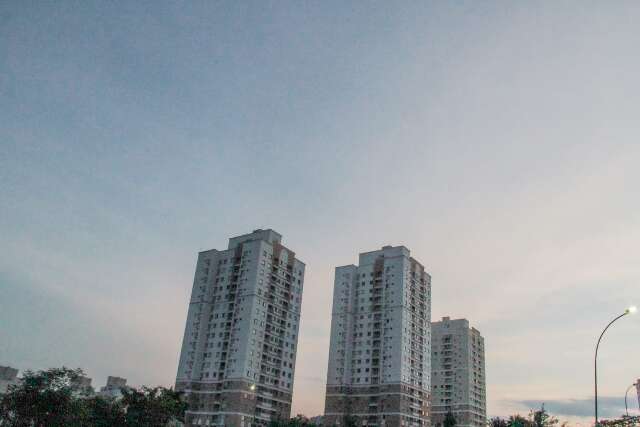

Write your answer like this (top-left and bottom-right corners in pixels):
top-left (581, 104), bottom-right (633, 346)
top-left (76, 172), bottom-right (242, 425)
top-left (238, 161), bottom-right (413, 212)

top-left (430, 318), bottom-right (486, 427)
top-left (176, 229), bottom-right (306, 427)
top-left (324, 245), bottom-right (432, 427)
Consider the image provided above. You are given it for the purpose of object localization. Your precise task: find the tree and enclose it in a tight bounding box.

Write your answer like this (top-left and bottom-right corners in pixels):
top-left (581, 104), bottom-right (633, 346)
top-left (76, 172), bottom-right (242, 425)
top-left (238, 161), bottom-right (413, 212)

top-left (0, 367), bottom-right (186, 427)
top-left (0, 367), bottom-right (90, 426)
top-left (490, 417), bottom-right (509, 427)
top-left (443, 409), bottom-right (457, 427)
top-left (496, 407), bottom-right (564, 427)
top-left (290, 414), bottom-right (316, 426)
top-left (342, 414), bottom-right (358, 427)
top-left (529, 405), bottom-right (558, 427)
top-left (508, 414), bottom-right (531, 427)
top-left (598, 415), bottom-right (640, 426)
top-left (120, 386), bottom-right (187, 426)
top-left (82, 396), bottom-right (126, 427)
top-left (267, 415), bottom-right (319, 427)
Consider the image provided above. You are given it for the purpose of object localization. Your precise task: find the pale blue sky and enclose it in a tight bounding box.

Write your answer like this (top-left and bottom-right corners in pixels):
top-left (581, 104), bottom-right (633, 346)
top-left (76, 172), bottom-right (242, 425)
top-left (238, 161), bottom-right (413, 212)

top-left (2, 2), bottom-right (640, 422)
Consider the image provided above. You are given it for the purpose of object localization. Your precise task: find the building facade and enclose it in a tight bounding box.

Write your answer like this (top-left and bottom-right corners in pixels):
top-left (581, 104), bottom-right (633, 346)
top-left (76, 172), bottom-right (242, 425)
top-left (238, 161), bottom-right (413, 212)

top-left (176, 229), bottom-right (305, 427)
top-left (0, 366), bottom-right (19, 394)
top-left (324, 245), bottom-right (432, 427)
top-left (71, 375), bottom-right (94, 396)
top-left (98, 376), bottom-right (128, 399)
top-left (430, 318), bottom-right (486, 427)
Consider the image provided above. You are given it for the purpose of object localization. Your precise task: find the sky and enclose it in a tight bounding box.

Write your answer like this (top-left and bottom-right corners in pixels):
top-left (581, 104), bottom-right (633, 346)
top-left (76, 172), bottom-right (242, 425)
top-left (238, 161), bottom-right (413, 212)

top-left (2, 1), bottom-right (640, 424)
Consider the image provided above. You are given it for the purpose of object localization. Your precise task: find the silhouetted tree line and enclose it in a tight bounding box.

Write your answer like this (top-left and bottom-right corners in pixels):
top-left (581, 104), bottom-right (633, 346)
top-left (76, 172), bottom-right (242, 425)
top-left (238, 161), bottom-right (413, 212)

top-left (491, 406), bottom-right (640, 427)
top-left (8, 370), bottom-right (631, 427)
top-left (490, 405), bottom-right (567, 427)
top-left (0, 367), bottom-right (186, 426)
top-left (267, 414), bottom-right (320, 427)
top-left (597, 415), bottom-right (640, 426)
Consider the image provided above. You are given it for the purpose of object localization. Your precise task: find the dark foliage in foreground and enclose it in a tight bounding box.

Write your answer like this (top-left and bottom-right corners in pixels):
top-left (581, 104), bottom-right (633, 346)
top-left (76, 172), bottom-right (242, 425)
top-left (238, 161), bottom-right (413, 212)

top-left (0, 367), bottom-right (186, 427)
top-left (598, 415), bottom-right (640, 426)
top-left (267, 414), bottom-right (320, 426)
top-left (490, 405), bottom-right (568, 427)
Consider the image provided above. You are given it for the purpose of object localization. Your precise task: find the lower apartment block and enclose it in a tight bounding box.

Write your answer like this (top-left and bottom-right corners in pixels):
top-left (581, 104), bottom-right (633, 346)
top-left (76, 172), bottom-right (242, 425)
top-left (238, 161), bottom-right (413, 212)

top-left (325, 383), bottom-right (429, 427)
top-left (178, 379), bottom-right (292, 426)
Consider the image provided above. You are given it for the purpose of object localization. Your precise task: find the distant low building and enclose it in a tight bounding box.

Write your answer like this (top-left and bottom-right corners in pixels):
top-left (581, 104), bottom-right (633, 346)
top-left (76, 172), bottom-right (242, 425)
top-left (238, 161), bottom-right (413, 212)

top-left (0, 366), bottom-right (19, 394)
top-left (72, 375), bottom-right (94, 395)
top-left (98, 376), bottom-right (128, 399)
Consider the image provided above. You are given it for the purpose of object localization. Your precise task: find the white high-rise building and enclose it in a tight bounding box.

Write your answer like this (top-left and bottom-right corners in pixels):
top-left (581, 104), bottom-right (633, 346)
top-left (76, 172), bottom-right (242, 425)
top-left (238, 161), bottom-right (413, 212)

top-left (430, 317), bottom-right (486, 427)
top-left (176, 229), bottom-right (306, 427)
top-left (324, 245), bottom-right (432, 427)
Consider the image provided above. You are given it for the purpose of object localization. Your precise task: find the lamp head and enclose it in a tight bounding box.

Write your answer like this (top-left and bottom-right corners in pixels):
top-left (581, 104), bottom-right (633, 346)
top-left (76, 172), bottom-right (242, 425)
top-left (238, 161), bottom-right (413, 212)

top-left (626, 306), bottom-right (637, 314)
top-left (250, 384), bottom-right (256, 391)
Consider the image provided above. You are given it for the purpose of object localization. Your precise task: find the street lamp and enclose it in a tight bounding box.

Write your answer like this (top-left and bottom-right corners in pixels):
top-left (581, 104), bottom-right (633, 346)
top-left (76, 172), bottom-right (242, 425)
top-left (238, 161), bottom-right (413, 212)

top-left (249, 384), bottom-right (257, 427)
top-left (594, 306), bottom-right (636, 426)
top-left (625, 382), bottom-right (638, 417)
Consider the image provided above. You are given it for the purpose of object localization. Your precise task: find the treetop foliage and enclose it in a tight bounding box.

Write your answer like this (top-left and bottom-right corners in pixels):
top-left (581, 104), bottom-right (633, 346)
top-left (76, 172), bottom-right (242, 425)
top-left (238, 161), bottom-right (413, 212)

top-left (0, 367), bottom-right (186, 427)
top-left (490, 405), bottom-right (568, 427)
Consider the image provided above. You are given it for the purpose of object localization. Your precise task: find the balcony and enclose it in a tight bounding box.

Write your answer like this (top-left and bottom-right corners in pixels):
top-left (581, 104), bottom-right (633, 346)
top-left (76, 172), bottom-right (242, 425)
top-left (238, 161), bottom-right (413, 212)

top-left (257, 400), bottom-right (273, 409)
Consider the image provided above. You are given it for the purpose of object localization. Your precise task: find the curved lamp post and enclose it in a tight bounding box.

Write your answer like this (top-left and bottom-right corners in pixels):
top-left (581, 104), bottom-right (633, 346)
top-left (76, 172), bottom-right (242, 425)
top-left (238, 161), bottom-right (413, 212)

top-left (625, 382), bottom-right (637, 417)
top-left (594, 306), bottom-right (636, 426)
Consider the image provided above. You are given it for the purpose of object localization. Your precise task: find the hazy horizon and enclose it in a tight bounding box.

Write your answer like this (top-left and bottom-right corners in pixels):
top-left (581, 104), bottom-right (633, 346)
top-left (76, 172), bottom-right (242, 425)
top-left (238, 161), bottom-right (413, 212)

top-left (2, 2), bottom-right (640, 424)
